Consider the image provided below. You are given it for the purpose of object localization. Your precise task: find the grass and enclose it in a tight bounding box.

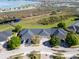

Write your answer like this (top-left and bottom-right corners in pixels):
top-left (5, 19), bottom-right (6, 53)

top-left (16, 16), bottom-right (76, 29)
top-left (0, 24), bottom-right (14, 31)
top-left (0, 15), bottom-right (76, 31)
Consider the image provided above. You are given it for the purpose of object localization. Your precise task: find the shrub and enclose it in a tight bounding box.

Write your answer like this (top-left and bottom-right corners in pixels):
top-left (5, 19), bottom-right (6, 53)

top-left (13, 25), bottom-right (22, 32)
top-left (57, 22), bottom-right (66, 29)
top-left (7, 36), bottom-right (21, 50)
top-left (49, 35), bottom-right (60, 47)
top-left (74, 18), bottom-right (79, 21)
top-left (65, 32), bottom-right (79, 47)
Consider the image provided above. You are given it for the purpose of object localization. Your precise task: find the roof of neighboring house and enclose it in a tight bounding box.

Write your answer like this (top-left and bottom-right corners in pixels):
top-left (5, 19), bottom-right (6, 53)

top-left (19, 29), bottom-right (28, 36)
top-left (20, 28), bottom-right (67, 40)
top-left (52, 29), bottom-right (67, 40)
top-left (22, 29), bottom-right (34, 38)
top-left (21, 29), bottom-right (34, 40)
top-left (68, 25), bottom-right (76, 32)
top-left (52, 29), bottom-right (66, 35)
top-left (68, 21), bottom-right (79, 32)
top-left (2, 31), bottom-right (12, 36)
top-left (45, 28), bottom-right (52, 35)
top-left (75, 26), bottom-right (79, 32)
top-left (0, 30), bottom-right (12, 42)
top-left (74, 20), bottom-right (79, 26)
top-left (31, 29), bottom-right (42, 35)
top-left (38, 29), bottom-right (50, 36)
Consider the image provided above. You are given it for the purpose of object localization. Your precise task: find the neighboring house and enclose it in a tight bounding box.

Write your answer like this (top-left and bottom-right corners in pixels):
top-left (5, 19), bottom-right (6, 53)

top-left (51, 29), bottom-right (67, 40)
top-left (74, 21), bottom-right (79, 33)
top-left (0, 30), bottom-right (12, 45)
top-left (21, 29), bottom-right (33, 45)
top-left (68, 25), bottom-right (77, 32)
top-left (19, 28), bottom-right (67, 44)
top-left (0, 20), bottom-right (79, 46)
top-left (68, 20), bottom-right (79, 33)
top-left (38, 29), bottom-right (50, 37)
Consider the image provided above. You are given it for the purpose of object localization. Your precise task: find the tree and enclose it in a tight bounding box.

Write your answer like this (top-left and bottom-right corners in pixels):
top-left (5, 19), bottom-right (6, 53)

top-left (74, 17), bottom-right (79, 21)
top-left (57, 22), bottom-right (66, 29)
top-left (65, 32), bottom-right (79, 47)
top-left (13, 25), bottom-right (22, 32)
top-left (7, 36), bottom-right (21, 50)
top-left (49, 35), bottom-right (60, 47)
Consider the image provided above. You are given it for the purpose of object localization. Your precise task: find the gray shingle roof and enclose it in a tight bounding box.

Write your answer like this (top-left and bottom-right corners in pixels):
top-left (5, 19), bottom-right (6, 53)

top-left (19, 29), bottom-right (28, 36)
top-left (68, 25), bottom-right (76, 32)
top-left (0, 30), bottom-right (12, 42)
top-left (20, 28), bottom-right (67, 40)
top-left (45, 28), bottom-right (52, 35)
top-left (74, 20), bottom-right (79, 26)
top-left (73, 25), bottom-right (79, 33)
top-left (52, 29), bottom-right (67, 40)
top-left (21, 29), bottom-right (34, 40)
top-left (38, 29), bottom-right (50, 36)
top-left (68, 20), bottom-right (79, 32)
top-left (31, 29), bottom-right (42, 35)
top-left (23, 30), bottom-right (33, 37)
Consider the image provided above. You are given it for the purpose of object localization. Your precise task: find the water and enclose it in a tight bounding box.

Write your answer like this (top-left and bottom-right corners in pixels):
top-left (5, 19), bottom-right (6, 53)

top-left (0, 0), bottom-right (38, 9)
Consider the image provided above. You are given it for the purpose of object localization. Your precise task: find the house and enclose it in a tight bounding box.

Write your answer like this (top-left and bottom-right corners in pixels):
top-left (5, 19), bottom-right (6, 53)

top-left (19, 28), bottom-right (67, 44)
top-left (68, 25), bottom-right (76, 32)
top-left (51, 28), bottom-right (67, 40)
top-left (68, 20), bottom-right (79, 33)
top-left (20, 29), bottom-right (33, 45)
top-left (0, 30), bottom-right (12, 45)
top-left (31, 29), bottom-right (42, 35)
top-left (38, 29), bottom-right (50, 37)
top-left (0, 28), bottom-right (67, 46)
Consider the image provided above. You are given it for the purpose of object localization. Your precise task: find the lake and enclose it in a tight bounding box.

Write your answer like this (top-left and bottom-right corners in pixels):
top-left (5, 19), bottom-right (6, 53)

top-left (0, 0), bottom-right (39, 9)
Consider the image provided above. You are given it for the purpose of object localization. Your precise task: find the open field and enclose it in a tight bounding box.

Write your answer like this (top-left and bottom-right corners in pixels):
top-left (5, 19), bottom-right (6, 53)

top-left (0, 9), bottom-right (50, 18)
top-left (16, 13), bottom-right (76, 29)
top-left (0, 13), bottom-right (76, 31)
top-left (0, 24), bottom-right (14, 31)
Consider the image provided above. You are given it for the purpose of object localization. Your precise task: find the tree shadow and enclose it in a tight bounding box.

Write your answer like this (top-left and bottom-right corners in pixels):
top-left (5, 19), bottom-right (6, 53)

top-left (43, 41), bottom-right (52, 48)
top-left (3, 42), bottom-right (8, 49)
top-left (60, 40), bottom-right (69, 48)
top-left (2, 42), bottom-right (10, 50)
top-left (43, 40), bottom-right (69, 48)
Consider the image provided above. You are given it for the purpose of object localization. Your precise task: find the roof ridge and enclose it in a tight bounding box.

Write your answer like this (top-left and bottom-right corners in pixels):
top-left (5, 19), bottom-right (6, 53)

top-left (26, 29), bottom-right (34, 35)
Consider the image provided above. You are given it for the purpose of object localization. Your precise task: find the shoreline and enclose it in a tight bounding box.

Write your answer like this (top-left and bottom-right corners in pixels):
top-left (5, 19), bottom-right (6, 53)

top-left (0, 6), bottom-right (36, 13)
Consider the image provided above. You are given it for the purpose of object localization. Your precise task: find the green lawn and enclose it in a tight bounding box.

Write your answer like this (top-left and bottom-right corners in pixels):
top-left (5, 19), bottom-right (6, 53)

top-left (16, 17), bottom-right (76, 29)
top-left (0, 16), bottom-right (76, 31)
top-left (0, 24), bottom-right (14, 31)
